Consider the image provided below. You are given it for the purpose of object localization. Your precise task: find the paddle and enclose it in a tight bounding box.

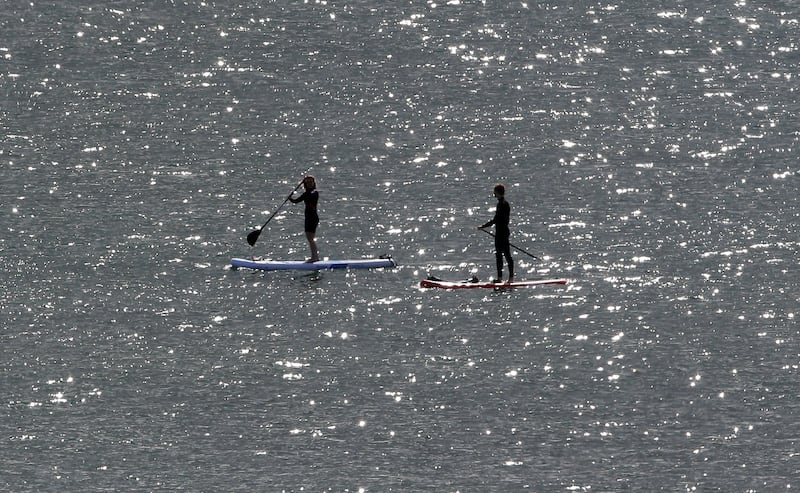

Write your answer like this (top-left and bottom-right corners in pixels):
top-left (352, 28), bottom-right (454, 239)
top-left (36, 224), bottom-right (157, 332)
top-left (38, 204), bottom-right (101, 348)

top-left (246, 180), bottom-right (304, 246)
top-left (479, 227), bottom-right (539, 260)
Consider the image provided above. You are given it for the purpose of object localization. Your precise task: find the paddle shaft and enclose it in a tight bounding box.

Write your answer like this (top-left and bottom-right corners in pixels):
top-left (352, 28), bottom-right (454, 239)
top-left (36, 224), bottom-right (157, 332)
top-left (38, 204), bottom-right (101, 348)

top-left (479, 227), bottom-right (538, 260)
top-left (247, 180), bottom-right (304, 246)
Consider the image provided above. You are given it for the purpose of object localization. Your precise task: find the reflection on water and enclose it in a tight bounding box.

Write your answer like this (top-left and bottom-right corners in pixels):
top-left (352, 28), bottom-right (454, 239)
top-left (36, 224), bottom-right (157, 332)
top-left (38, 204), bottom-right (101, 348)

top-left (2, 0), bottom-right (798, 491)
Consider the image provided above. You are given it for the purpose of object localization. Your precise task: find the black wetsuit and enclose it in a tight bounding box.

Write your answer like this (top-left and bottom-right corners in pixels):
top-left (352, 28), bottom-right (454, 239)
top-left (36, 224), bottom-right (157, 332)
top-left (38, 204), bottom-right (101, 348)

top-left (481, 197), bottom-right (514, 280)
top-left (290, 189), bottom-right (319, 233)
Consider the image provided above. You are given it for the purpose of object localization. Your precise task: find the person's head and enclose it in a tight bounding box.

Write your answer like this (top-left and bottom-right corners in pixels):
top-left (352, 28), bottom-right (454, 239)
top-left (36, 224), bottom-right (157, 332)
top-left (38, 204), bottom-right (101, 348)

top-left (493, 183), bottom-right (505, 198)
top-left (303, 175), bottom-right (316, 190)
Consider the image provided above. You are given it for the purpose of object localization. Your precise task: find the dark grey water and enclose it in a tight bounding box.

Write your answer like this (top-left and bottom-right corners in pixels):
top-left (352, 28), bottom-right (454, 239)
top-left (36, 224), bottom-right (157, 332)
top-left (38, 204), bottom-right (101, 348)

top-left (2, 1), bottom-right (799, 491)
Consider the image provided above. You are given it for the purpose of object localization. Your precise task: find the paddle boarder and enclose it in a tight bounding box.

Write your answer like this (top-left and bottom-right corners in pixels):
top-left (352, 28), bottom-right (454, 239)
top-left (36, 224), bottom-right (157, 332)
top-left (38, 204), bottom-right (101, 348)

top-left (479, 183), bottom-right (514, 283)
top-left (289, 175), bottom-right (320, 262)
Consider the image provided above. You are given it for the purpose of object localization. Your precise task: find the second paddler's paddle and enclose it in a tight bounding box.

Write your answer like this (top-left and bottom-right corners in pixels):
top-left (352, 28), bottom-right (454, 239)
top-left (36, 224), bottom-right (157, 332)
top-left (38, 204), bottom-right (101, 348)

top-left (479, 227), bottom-right (539, 260)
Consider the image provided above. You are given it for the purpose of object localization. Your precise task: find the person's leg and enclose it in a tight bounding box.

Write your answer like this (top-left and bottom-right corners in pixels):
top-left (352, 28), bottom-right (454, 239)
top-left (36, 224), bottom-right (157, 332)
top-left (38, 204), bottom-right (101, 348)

top-left (494, 250), bottom-right (503, 281)
top-left (494, 236), bottom-right (504, 281)
top-left (304, 214), bottom-right (320, 262)
top-left (504, 246), bottom-right (514, 281)
top-left (305, 231), bottom-right (319, 261)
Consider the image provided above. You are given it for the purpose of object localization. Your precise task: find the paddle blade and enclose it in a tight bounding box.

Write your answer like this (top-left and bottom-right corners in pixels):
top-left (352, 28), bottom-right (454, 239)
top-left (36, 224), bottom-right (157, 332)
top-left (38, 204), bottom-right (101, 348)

top-left (246, 228), bottom-right (261, 246)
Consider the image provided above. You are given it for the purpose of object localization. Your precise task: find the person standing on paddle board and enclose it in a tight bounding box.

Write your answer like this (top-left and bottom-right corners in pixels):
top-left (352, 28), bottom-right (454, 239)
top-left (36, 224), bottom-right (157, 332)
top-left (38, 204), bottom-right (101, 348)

top-left (289, 175), bottom-right (320, 262)
top-left (479, 183), bottom-right (514, 283)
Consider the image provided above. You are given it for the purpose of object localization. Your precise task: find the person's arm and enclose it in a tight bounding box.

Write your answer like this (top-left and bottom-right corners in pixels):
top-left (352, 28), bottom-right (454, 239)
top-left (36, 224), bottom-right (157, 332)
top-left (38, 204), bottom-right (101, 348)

top-left (289, 191), bottom-right (307, 204)
top-left (480, 204), bottom-right (500, 229)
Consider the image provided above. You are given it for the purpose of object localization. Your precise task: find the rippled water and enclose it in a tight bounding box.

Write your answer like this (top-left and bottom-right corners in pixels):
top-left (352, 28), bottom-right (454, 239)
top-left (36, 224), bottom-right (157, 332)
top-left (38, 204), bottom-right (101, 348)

top-left (2, 1), bottom-right (799, 491)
